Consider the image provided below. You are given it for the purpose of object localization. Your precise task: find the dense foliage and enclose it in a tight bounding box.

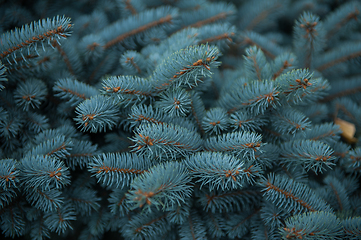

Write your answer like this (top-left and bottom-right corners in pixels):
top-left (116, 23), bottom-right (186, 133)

top-left (1, 0), bottom-right (361, 239)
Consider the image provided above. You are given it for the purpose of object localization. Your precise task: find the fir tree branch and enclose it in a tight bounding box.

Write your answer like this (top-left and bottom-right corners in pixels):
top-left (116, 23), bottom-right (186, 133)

top-left (0, 16), bottom-right (72, 63)
top-left (260, 174), bottom-right (332, 213)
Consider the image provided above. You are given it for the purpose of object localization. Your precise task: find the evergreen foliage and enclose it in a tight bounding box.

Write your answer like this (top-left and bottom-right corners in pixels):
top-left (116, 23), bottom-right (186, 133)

top-left (1, 0), bottom-right (361, 239)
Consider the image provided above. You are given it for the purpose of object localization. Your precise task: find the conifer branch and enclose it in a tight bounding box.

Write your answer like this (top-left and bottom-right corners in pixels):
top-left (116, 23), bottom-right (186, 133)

top-left (316, 47), bottom-right (361, 72)
top-left (260, 174), bottom-right (332, 214)
top-left (0, 16), bottom-right (72, 63)
top-left (189, 12), bottom-right (231, 28)
top-left (245, 4), bottom-right (282, 31)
